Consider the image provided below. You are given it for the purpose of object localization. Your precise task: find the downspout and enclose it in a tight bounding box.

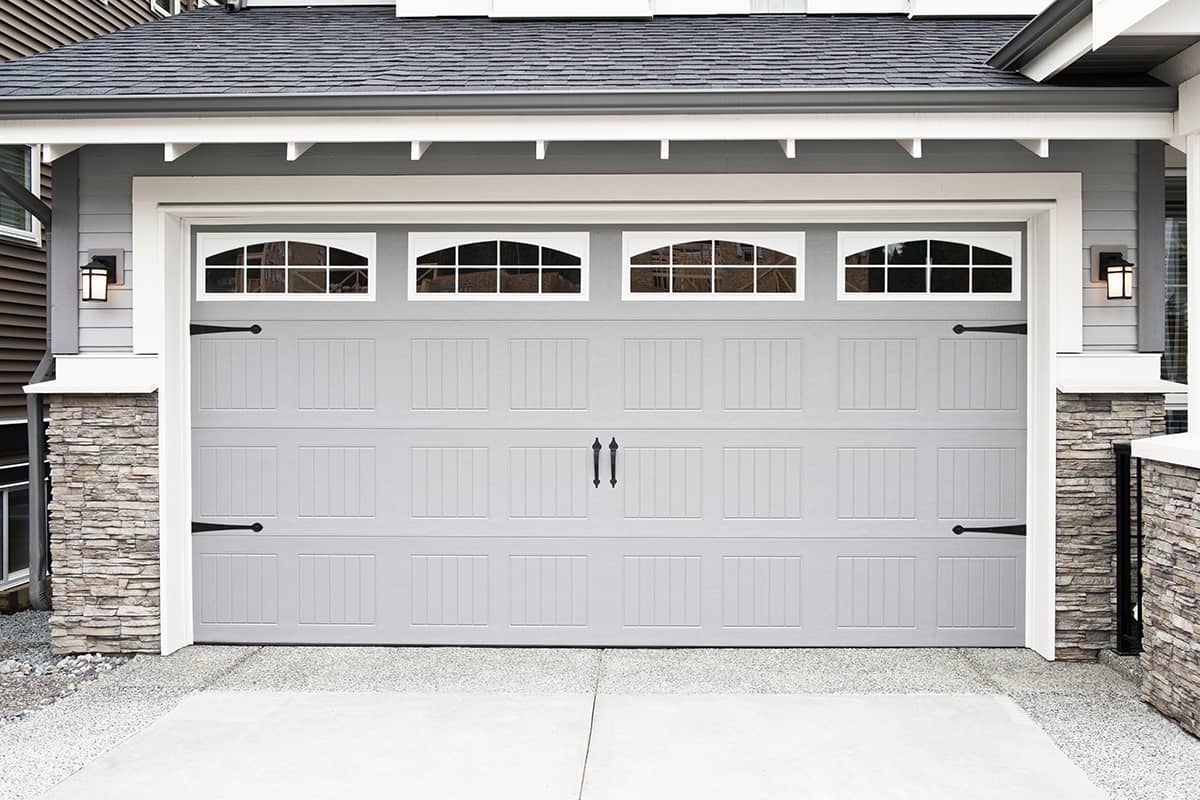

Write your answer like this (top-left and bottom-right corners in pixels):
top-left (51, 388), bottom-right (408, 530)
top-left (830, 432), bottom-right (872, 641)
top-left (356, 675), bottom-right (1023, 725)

top-left (0, 169), bottom-right (53, 610)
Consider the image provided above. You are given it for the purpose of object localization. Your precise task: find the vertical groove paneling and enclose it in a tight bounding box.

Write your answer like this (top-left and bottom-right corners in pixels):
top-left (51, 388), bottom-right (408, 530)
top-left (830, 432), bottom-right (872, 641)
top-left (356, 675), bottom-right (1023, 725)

top-left (509, 447), bottom-right (588, 518)
top-left (509, 339), bottom-right (588, 410)
top-left (298, 555), bottom-right (376, 625)
top-left (410, 555), bottom-right (489, 626)
top-left (722, 338), bottom-right (803, 410)
top-left (197, 339), bottom-right (278, 410)
top-left (836, 557), bottom-right (916, 628)
top-left (838, 338), bottom-right (917, 410)
top-left (937, 448), bottom-right (1018, 520)
top-left (198, 554), bottom-right (278, 625)
top-left (196, 446), bottom-right (277, 517)
top-left (722, 448), bottom-right (803, 519)
top-left (622, 556), bottom-right (701, 627)
top-left (298, 339), bottom-right (376, 410)
top-left (509, 555), bottom-right (589, 627)
top-left (721, 556), bottom-right (803, 628)
top-left (411, 448), bottom-right (489, 518)
top-left (624, 338), bottom-right (702, 409)
top-left (937, 557), bottom-right (1018, 629)
top-left (837, 448), bottom-right (917, 519)
top-left (411, 338), bottom-right (488, 410)
top-left (298, 447), bottom-right (376, 518)
top-left (623, 447), bottom-right (703, 519)
top-left (938, 339), bottom-right (1020, 411)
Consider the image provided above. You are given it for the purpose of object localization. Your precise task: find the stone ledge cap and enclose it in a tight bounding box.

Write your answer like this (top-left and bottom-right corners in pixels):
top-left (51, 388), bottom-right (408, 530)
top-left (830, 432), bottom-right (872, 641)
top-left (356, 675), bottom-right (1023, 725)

top-left (1132, 433), bottom-right (1200, 470)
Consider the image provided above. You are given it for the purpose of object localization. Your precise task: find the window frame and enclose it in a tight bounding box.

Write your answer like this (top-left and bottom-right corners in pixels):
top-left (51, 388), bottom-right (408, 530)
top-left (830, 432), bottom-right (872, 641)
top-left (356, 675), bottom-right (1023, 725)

top-left (836, 231), bottom-right (1023, 302)
top-left (621, 231), bottom-right (806, 301)
top-left (407, 232), bottom-right (590, 301)
top-left (150, 0), bottom-right (177, 17)
top-left (0, 145), bottom-right (41, 245)
top-left (195, 232), bottom-right (377, 302)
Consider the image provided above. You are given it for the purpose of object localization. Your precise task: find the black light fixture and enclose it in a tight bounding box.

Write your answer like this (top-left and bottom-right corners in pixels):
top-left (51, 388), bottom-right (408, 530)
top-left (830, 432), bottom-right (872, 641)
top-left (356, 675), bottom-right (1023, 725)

top-left (80, 257), bottom-right (110, 303)
top-left (1099, 252), bottom-right (1135, 301)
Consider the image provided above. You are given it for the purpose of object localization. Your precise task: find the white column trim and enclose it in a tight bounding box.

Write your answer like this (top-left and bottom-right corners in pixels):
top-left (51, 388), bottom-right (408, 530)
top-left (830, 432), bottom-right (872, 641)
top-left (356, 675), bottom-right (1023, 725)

top-left (1189, 134), bottom-right (1200, 432)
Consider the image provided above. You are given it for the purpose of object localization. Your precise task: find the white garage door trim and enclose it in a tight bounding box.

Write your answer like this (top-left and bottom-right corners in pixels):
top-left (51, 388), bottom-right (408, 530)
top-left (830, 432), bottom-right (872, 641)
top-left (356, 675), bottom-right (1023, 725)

top-left (130, 172), bottom-right (1076, 657)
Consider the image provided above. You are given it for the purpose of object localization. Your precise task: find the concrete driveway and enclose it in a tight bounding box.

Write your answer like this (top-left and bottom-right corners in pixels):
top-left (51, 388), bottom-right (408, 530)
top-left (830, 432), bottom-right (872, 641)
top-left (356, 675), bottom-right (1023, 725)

top-left (2, 647), bottom-right (1199, 799)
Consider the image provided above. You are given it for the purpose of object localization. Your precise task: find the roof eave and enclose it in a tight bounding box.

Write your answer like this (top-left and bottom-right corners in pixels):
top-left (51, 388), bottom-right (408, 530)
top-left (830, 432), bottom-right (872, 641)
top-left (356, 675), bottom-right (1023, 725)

top-left (987, 0), bottom-right (1092, 72)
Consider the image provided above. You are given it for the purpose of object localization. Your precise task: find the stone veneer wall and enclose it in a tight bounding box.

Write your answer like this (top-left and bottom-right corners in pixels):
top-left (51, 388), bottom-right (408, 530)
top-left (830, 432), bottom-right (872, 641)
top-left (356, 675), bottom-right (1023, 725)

top-left (46, 393), bottom-right (160, 654)
top-left (1140, 460), bottom-right (1200, 738)
top-left (1056, 393), bottom-right (1164, 661)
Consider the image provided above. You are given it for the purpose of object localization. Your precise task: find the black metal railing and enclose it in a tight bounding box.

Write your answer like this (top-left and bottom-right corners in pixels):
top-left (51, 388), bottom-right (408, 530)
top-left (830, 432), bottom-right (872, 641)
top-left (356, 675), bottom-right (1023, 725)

top-left (1113, 442), bottom-right (1143, 655)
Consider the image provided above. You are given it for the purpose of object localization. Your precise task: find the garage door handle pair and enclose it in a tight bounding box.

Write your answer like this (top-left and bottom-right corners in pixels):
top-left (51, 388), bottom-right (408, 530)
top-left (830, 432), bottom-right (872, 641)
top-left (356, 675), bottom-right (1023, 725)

top-left (592, 437), bottom-right (619, 488)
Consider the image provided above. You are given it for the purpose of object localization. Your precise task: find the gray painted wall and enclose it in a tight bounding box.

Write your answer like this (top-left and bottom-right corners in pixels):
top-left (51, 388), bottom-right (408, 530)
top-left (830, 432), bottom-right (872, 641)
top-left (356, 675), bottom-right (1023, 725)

top-left (72, 139), bottom-right (1139, 353)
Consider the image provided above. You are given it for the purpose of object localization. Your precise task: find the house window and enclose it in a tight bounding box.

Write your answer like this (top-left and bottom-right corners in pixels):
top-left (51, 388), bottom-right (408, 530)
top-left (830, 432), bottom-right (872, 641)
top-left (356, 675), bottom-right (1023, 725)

top-left (196, 233), bottom-right (375, 301)
top-left (838, 232), bottom-right (1021, 300)
top-left (622, 233), bottom-right (805, 299)
top-left (409, 233), bottom-right (588, 300)
top-left (0, 145), bottom-right (37, 242)
top-left (151, 0), bottom-right (176, 16)
top-left (1164, 175), bottom-right (1187, 388)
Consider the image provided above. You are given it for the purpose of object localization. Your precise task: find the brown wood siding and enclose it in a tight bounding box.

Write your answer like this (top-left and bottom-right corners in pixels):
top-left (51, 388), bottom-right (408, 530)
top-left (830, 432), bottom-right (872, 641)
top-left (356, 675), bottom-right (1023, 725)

top-left (0, 0), bottom-right (159, 61)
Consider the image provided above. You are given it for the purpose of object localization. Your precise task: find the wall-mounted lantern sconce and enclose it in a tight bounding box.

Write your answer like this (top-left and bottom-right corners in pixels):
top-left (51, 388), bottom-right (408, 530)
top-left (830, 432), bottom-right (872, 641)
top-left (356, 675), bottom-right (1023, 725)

top-left (80, 258), bottom-right (111, 302)
top-left (1091, 246), bottom-right (1134, 301)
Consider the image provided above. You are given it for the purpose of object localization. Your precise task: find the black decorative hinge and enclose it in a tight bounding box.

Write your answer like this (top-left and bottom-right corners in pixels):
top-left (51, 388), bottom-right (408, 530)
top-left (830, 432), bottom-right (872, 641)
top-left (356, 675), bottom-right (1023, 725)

top-left (952, 323), bottom-right (1027, 336)
top-left (192, 521), bottom-right (264, 533)
top-left (952, 524), bottom-right (1027, 537)
top-left (190, 324), bottom-right (263, 336)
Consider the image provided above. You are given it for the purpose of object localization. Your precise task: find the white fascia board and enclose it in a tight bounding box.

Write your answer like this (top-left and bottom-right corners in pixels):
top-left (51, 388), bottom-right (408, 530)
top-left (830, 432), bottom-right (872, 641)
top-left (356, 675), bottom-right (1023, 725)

top-left (806, 0), bottom-right (906, 11)
top-left (394, 0), bottom-right (485, 13)
top-left (1021, 16), bottom-right (1094, 83)
top-left (1132, 432), bottom-right (1200, 470)
top-left (908, 0), bottom-right (1052, 15)
top-left (24, 354), bottom-right (159, 395)
top-left (0, 111), bottom-right (1176, 147)
top-left (1055, 353), bottom-right (1182, 394)
top-left (492, 0), bottom-right (652, 16)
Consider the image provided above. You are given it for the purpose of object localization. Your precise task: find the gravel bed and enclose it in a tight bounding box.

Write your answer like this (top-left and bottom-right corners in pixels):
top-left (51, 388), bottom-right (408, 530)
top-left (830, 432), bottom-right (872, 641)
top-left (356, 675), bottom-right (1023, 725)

top-left (0, 611), bottom-right (130, 724)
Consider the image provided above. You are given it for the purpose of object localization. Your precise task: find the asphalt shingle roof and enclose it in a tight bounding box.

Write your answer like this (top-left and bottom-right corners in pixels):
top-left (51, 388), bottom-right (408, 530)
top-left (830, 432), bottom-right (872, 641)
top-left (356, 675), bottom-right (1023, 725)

top-left (0, 6), bottom-right (1042, 98)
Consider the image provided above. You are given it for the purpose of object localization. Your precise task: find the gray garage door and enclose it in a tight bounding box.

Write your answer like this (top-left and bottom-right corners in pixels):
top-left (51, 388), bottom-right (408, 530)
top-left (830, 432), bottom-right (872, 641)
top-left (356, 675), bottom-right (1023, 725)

top-left (191, 227), bottom-right (1027, 646)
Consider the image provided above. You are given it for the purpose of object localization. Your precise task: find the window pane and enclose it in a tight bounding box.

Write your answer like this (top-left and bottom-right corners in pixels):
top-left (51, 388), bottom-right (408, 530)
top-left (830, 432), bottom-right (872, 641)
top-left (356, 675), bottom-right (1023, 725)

top-left (542, 267), bottom-right (582, 294)
top-left (714, 267), bottom-right (754, 293)
top-left (844, 267), bottom-right (884, 293)
top-left (329, 269), bottom-right (369, 294)
top-left (288, 268), bottom-right (327, 293)
top-left (500, 267), bottom-right (539, 293)
top-left (673, 267), bottom-right (712, 293)
top-left (206, 247), bottom-right (244, 266)
top-left (541, 247), bottom-right (582, 267)
top-left (846, 247), bottom-right (884, 266)
top-left (756, 267), bottom-right (797, 293)
top-left (205, 268), bottom-right (243, 293)
top-left (629, 267), bottom-right (669, 293)
top-left (714, 241), bottom-right (755, 266)
top-left (458, 241), bottom-right (499, 266)
top-left (930, 240), bottom-right (970, 265)
top-left (458, 266), bottom-right (498, 293)
top-left (0, 145), bottom-right (31, 233)
top-left (246, 268), bottom-right (285, 293)
top-left (631, 246), bottom-right (670, 266)
top-left (972, 246), bottom-right (1013, 266)
top-left (931, 267), bottom-right (969, 293)
top-left (972, 267), bottom-right (1013, 293)
top-left (288, 242), bottom-right (327, 266)
top-left (415, 267), bottom-right (455, 293)
top-left (672, 241), bottom-right (712, 265)
top-left (6, 488), bottom-right (29, 574)
top-left (886, 241), bottom-right (928, 265)
top-left (500, 241), bottom-right (539, 266)
top-left (246, 241), bottom-right (286, 267)
top-left (417, 246), bottom-right (456, 266)
top-left (888, 267), bottom-right (927, 293)
top-left (330, 247), bottom-right (369, 267)
top-left (756, 247), bottom-right (797, 267)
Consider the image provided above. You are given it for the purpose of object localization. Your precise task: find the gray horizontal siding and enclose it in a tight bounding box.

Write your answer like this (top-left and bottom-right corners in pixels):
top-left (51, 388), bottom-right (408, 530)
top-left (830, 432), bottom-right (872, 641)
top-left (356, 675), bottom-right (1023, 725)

top-left (73, 139), bottom-right (1140, 353)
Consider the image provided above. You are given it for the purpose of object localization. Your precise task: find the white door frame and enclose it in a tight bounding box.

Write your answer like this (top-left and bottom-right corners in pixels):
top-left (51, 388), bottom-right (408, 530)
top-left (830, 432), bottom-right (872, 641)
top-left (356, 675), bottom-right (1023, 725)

top-left (130, 172), bottom-right (1080, 657)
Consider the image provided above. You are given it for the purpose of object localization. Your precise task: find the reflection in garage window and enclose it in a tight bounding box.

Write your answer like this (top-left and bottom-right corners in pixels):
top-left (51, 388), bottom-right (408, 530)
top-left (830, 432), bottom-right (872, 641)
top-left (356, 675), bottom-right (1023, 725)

top-left (842, 235), bottom-right (1017, 299)
top-left (414, 239), bottom-right (584, 296)
top-left (202, 237), bottom-right (371, 299)
top-left (627, 239), bottom-right (799, 296)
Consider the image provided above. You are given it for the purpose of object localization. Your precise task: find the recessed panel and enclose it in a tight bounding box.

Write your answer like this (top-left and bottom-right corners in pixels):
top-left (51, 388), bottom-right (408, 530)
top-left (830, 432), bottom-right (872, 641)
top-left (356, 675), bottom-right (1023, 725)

top-left (836, 557), bottom-right (916, 628)
top-left (509, 555), bottom-right (589, 627)
top-left (411, 339), bottom-right (488, 410)
top-left (723, 339), bottom-right (804, 410)
top-left (196, 338), bottom-right (278, 410)
top-left (411, 555), bottom-right (489, 626)
top-left (298, 447), bottom-right (376, 518)
top-left (937, 448), bottom-right (1019, 520)
top-left (838, 339), bottom-right (917, 410)
top-left (623, 556), bottom-right (702, 627)
top-left (510, 339), bottom-right (588, 410)
top-left (938, 339), bottom-right (1020, 411)
top-left (510, 448), bottom-right (589, 518)
top-left (197, 554), bottom-right (278, 625)
top-left (298, 555), bottom-right (376, 625)
top-left (723, 448), bottom-right (803, 519)
top-left (837, 448), bottom-right (917, 519)
top-left (623, 448), bottom-right (703, 519)
top-left (624, 339), bottom-right (702, 410)
top-left (937, 557), bottom-right (1018, 629)
top-left (722, 556), bottom-right (803, 628)
top-left (196, 446), bottom-right (277, 518)
top-left (411, 448), bottom-right (489, 518)
top-left (298, 339), bottom-right (376, 410)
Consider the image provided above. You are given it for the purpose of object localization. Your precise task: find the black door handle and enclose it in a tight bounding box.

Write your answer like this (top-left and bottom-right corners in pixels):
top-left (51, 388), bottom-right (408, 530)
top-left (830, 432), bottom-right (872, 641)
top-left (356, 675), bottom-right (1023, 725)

top-left (592, 438), bottom-right (602, 488)
top-left (192, 521), bottom-right (264, 533)
top-left (952, 524), bottom-right (1027, 537)
top-left (609, 438), bottom-right (619, 488)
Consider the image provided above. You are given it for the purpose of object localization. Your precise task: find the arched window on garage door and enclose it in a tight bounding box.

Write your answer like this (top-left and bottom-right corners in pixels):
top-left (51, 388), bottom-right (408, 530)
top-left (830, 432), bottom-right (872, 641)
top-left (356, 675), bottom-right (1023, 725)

top-left (409, 233), bottom-right (589, 300)
top-left (197, 233), bottom-right (375, 301)
top-left (622, 232), bottom-right (805, 299)
top-left (838, 232), bottom-right (1022, 301)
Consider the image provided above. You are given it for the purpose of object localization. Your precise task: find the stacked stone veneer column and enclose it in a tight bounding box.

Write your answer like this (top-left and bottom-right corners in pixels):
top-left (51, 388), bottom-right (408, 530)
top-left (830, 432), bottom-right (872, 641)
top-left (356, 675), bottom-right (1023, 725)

top-left (46, 393), bottom-right (160, 654)
top-left (1140, 460), bottom-right (1200, 737)
top-left (1055, 393), bottom-right (1164, 660)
